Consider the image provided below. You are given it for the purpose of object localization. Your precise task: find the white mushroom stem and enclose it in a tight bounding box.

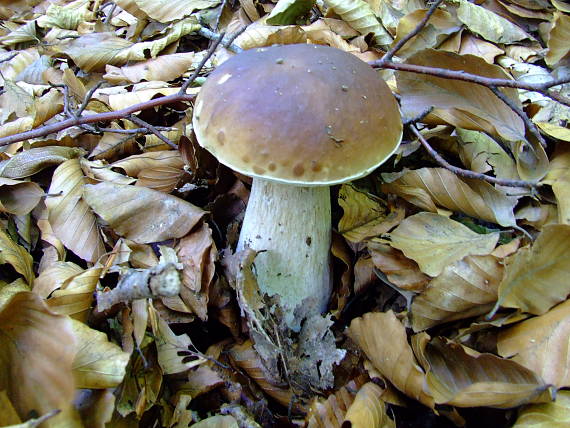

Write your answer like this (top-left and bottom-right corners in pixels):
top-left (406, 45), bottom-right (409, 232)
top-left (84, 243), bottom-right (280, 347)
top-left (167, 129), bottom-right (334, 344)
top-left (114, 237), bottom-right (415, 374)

top-left (237, 178), bottom-right (332, 330)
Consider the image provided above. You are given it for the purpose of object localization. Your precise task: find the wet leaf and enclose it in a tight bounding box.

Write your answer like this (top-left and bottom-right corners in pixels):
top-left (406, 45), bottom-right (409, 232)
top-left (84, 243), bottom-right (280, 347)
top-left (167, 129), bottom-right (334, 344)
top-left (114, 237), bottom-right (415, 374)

top-left (387, 212), bottom-right (499, 277)
top-left (83, 181), bottom-right (205, 244)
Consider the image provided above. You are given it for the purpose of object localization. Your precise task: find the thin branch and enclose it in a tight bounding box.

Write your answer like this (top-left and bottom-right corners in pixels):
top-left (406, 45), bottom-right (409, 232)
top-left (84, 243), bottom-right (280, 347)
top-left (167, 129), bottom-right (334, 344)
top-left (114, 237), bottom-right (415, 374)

top-left (488, 86), bottom-right (547, 148)
top-left (76, 80), bottom-right (105, 117)
top-left (409, 124), bottom-right (539, 188)
top-left (223, 26), bottom-right (248, 50)
top-left (381, 0), bottom-right (445, 63)
top-left (128, 115), bottom-right (177, 149)
top-left (96, 126), bottom-right (175, 134)
top-left (180, 32), bottom-right (226, 94)
top-left (198, 27), bottom-right (243, 53)
top-left (0, 92), bottom-right (195, 147)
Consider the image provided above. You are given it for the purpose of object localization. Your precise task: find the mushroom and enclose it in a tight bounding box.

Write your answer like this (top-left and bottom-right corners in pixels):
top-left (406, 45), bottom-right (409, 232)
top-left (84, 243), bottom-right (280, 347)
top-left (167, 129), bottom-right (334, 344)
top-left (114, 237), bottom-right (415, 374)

top-left (192, 44), bottom-right (402, 330)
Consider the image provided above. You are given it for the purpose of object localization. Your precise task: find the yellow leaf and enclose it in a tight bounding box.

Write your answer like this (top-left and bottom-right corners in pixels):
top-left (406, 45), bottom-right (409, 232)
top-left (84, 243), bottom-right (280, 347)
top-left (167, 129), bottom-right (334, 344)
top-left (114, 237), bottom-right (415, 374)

top-left (343, 382), bottom-right (395, 428)
top-left (387, 212), bottom-right (499, 277)
top-left (0, 228), bottom-right (34, 286)
top-left (546, 12), bottom-right (570, 66)
top-left (513, 390), bottom-right (570, 428)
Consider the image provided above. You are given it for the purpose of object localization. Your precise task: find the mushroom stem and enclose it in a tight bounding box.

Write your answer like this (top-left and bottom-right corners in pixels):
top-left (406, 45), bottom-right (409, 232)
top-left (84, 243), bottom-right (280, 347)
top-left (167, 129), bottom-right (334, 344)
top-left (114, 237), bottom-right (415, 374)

top-left (237, 178), bottom-right (332, 330)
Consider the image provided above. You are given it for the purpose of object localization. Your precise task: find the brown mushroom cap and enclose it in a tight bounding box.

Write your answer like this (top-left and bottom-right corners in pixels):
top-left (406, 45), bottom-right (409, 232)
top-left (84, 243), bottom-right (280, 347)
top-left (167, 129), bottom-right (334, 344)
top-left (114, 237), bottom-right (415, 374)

top-left (192, 44), bottom-right (402, 186)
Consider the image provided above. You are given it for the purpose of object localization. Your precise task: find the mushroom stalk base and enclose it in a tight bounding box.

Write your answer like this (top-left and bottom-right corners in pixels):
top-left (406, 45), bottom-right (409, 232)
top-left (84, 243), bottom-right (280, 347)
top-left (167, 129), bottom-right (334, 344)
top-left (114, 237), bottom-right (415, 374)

top-left (237, 178), bottom-right (332, 330)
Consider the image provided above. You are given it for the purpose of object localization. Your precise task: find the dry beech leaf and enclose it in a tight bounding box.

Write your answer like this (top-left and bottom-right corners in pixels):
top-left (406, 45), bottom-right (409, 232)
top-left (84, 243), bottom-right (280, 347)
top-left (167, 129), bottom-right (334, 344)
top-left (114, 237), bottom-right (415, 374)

top-left (323, 0), bottom-right (392, 45)
top-left (338, 184), bottom-right (404, 243)
top-left (148, 303), bottom-right (206, 374)
top-left (387, 212), bottom-right (499, 277)
top-left (367, 241), bottom-right (430, 292)
top-left (348, 311), bottom-right (434, 407)
top-left (456, 0), bottom-right (531, 43)
top-left (0, 146), bottom-right (84, 179)
top-left (131, 0), bottom-right (220, 23)
top-left (45, 158), bottom-right (106, 263)
top-left (228, 340), bottom-right (294, 408)
top-left (513, 390), bottom-right (570, 428)
top-left (421, 338), bottom-right (550, 408)
top-left (546, 12), bottom-right (570, 66)
top-left (306, 381), bottom-right (358, 428)
top-left (111, 150), bottom-right (184, 177)
top-left (235, 24), bottom-right (308, 49)
top-left (343, 382), bottom-right (395, 428)
top-left (459, 33), bottom-right (504, 63)
top-left (83, 181), bottom-right (205, 244)
top-left (496, 224), bottom-right (570, 315)
top-left (191, 415), bottom-right (239, 428)
top-left (411, 254), bottom-right (503, 332)
top-left (71, 319), bottom-right (130, 389)
top-left (0, 292), bottom-right (77, 426)
top-left (175, 223), bottom-right (217, 321)
top-left (382, 167), bottom-right (517, 227)
top-left (397, 49), bottom-right (525, 142)
top-left (0, 178), bottom-right (43, 215)
top-left (104, 52), bottom-right (195, 84)
top-left (498, 299), bottom-right (570, 388)
top-left (0, 228), bottom-right (34, 286)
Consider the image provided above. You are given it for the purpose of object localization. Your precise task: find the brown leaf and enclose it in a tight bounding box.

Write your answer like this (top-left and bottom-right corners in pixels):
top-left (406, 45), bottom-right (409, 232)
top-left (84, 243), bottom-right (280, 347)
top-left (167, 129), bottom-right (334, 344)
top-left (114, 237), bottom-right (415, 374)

top-left (496, 224), bottom-right (570, 315)
top-left (546, 12), bottom-right (570, 66)
top-left (83, 181), bottom-right (204, 244)
top-left (45, 158), bottom-right (106, 263)
top-left (387, 212), bottom-right (499, 277)
top-left (498, 299), bottom-right (570, 388)
top-left (0, 292), bottom-right (77, 425)
top-left (411, 255), bottom-right (503, 331)
top-left (343, 382), bottom-right (395, 428)
top-left (0, 228), bottom-right (34, 286)
top-left (0, 177), bottom-right (43, 215)
top-left (398, 49), bottom-right (525, 142)
top-left (421, 338), bottom-right (551, 408)
top-left (348, 311), bottom-right (434, 407)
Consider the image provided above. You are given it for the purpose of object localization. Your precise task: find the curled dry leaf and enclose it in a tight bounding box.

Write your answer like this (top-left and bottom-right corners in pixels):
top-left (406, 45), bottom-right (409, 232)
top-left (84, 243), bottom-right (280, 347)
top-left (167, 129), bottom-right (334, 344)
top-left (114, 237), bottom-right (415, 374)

top-left (83, 181), bottom-right (204, 244)
top-left (546, 12), bottom-right (570, 66)
top-left (512, 390), bottom-right (570, 428)
top-left (382, 167), bottom-right (518, 227)
top-left (228, 340), bottom-right (294, 408)
top-left (348, 311), bottom-right (434, 407)
top-left (111, 150), bottom-right (185, 178)
top-left (0, 292), bottom-right (76, 425)
top-left (0, 178), bottom-right (43, 215)
top-left (498, 299), bottom-right (570, 388)
top-left (0, 146), bottom-right (84, 179)
top-left (420, 338), bottom-right (550, 408)
top-left (71, 319), bottom-right (130, 389)
top-left (411, 254), bottom-right (503, 332)
top-left (45, 158), bottom-right (106, 263)
top-left (175, 223), bottom-right (217, 321)
top-left (496, 224), bottom-right (570, 315)
top-left (0, 228), bottom-right (34, 286)
top-left (343, 382), bottom-right (395, 428)
top-left (306, 381), bottom-right (358, 428)
top-left (368, 242), bottom-right (430, 292)
top-left (338, 184), bottom-right (405, 243)
top-left (387, 212), bottom-right (499, 277)
top-left (397, 49), bottom-right (525, 142)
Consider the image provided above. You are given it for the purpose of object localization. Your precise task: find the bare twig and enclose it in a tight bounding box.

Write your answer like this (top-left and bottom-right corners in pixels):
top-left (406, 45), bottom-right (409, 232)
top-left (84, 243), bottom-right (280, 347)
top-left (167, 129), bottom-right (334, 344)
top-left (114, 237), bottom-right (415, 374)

top-left (381, 0), bottom-right (445, 63)
top-left (128, 115), bottom-right (178, 149)
top-left (409, 125), bottom-right (539, 188)
top-left (180, 32), bottom-right (226, 94)
top-left (223, 26), bottom-right (248, 50)
top-left (96, 126), bottom-right (175, 134)
top-left (198, 27), bottom-right (243, 53)
top-left (76, 80), bottom-right (105, 117)
top-left (488, 86), bottom-right (547, 148)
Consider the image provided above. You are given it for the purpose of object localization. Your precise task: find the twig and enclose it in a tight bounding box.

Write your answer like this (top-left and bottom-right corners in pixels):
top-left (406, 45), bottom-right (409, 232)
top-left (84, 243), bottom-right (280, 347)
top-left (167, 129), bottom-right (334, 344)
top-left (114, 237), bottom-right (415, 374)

top-left (0, 92), bottom-right (196, 147)
top-left (96, 126), bottom-right (175, 134)
top-left (409, 124), bottom-right (539, 188)
top-left (76, 80), bottom-right (105, 117)
top-left (198, 27), bottom-right (243, 53)
top-left (180, 32), bottom-right (226, 94)
top-left (223, 26), bottom-right (248, 50)
top-left (381, 0), bottom-right (445, 63)
top-left (128, 115), bottom-right (177, 149)
top-left (0, 52), bottom-right (18, 64)
top-left (488, 86), bottom-right (547, 148)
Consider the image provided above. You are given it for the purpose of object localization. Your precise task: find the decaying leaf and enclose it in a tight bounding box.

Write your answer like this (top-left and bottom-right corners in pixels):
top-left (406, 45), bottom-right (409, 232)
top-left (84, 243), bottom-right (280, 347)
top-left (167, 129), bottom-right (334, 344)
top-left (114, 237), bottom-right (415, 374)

top-left (496, 224), bottom-right (570, 315)
top-left (498, 299), bottom-right (570, 388)
top-left (387, 212), bottom-right (499, 277)
top-left (348, 311), bottom-right (434, 407)
top-left (83, 181), bottom-right (205, 244)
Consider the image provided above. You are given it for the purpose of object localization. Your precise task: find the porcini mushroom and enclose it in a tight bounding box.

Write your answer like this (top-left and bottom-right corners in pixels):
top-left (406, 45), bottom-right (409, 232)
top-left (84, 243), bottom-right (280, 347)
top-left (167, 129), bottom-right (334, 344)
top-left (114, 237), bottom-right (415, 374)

top-left (193, 44), bottom-right (402, 329)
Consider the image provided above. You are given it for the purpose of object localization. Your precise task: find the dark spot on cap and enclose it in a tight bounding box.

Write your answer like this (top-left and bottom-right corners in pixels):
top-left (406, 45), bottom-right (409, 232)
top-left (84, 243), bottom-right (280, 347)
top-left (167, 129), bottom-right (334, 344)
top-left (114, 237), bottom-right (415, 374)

top-left (253, 166), bottom-right (266, 175)
top-left (242, 156), bottom-right (251, 163)
top-left (268, 162), bottom-right (277, 171)
top-left (311, 161), bottom-right (322, 172)
top-left (217, 131), bottom-right (225, 145)
top-left (293, 163), bottom-right (305, 177)
top-left (306, 236), bottom-right (312, 246)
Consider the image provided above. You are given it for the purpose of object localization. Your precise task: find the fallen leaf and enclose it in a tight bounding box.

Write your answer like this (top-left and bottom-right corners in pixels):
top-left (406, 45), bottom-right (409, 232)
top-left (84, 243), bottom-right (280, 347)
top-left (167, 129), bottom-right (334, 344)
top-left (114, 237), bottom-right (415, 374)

top-left (546, 12), bottom-right (570, 66)
top-left (387, 212), bottom-right (499, 277)
top-left (0, 178), bottom-right (43, 215)
top-left (512, 390), bottom-right (570, 427)
top-left (496, 224), bottom-right (570, 315)
top-left (0, 228), bottom-right (34, 286)
top-left (83, 181), bottom-right (205, 244)
top-left (343, 382), bottom-right (395, 428)
top-left (348, 311), bottom-right (434, 407)
top-left (104, 52), bottom-right (195, 84)
top-left (0, 146), bottom-right (84, 179)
